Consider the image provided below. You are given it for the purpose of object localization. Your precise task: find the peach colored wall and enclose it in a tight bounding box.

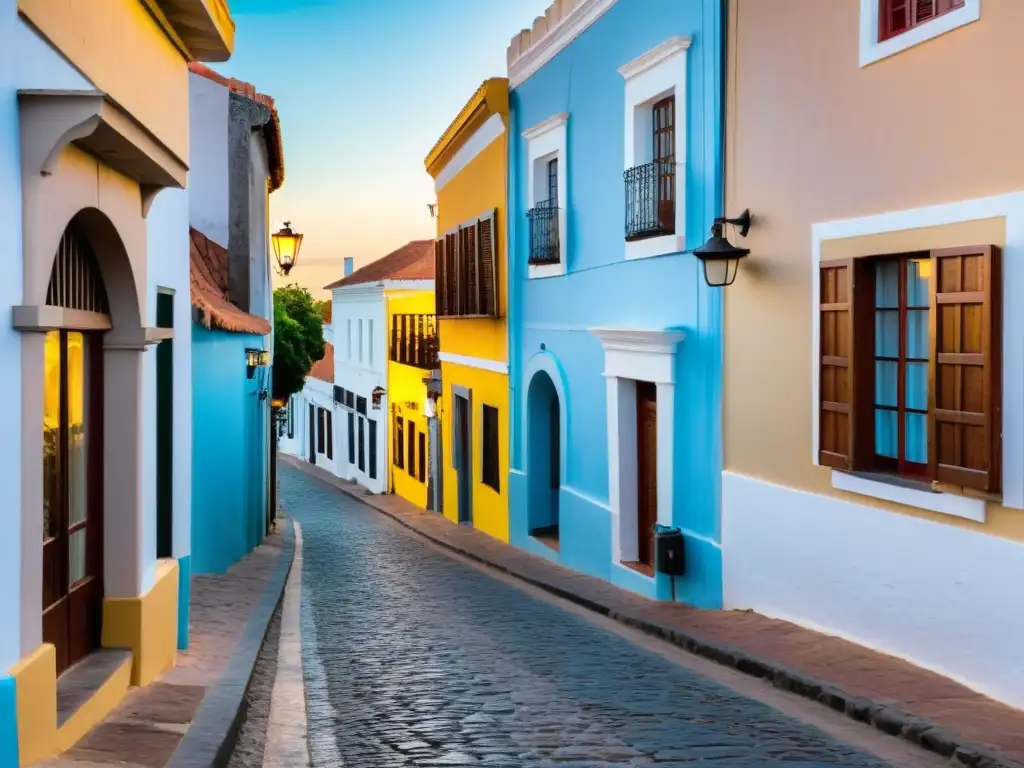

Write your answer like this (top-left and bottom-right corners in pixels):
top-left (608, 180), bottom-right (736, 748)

top-left (19, 0), bottom-right (189, 161)
top-left (723, 0), bottom-right (1024, 541)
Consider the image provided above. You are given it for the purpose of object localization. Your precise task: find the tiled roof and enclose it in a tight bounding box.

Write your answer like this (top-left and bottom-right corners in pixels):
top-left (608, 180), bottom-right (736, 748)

top-left (188, 62), bottom-right (285, 192)
top-left (190, 227), bottom-right (271, 336)
top-left (308, 342), bottom-right (334, 383)
top-left (324, 240), bottom-right (435, 290)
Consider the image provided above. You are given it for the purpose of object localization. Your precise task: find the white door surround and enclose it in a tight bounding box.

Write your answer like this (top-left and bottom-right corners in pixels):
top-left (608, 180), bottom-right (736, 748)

top-left (591, 328), bottom-right (684, 569)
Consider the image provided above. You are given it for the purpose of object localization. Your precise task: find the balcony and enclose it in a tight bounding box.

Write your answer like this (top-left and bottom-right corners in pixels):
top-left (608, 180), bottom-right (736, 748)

top-left (527, 199), bottom-right (561, 265)
top-left (624, 161), bottom-right (675, 241)
top-left (390, 314), bottom-right (439, 370)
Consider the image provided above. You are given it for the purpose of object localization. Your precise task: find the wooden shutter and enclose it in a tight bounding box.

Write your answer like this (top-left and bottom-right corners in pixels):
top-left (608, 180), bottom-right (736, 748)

top-left (433, 238), bottom-right (446, 316)
top-left (819, 260), bottom-right (856, 470)
top-left (462, 222), bottom-right (478, 315)
top-left (478, 209), bottom-right (498, 317)
top-left (444, 232), bottom-right (458, 317)
top-left (930, 245), bottom-right (1001, 493)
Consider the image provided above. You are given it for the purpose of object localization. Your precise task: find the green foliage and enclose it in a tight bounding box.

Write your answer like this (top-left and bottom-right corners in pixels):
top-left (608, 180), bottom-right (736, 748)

top-left (272, 284), bottom-right (325, 401)
top-left (316, 299), bottom-right (332, 324)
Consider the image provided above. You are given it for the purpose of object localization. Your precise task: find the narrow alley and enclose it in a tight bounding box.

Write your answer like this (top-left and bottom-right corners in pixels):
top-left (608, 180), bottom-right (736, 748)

top-left (251, 465), bottom-right (944, 767)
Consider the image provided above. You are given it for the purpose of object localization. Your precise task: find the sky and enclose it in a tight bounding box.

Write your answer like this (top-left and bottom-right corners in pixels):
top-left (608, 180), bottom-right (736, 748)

top-left (218, 0), bottom-right (551, 298)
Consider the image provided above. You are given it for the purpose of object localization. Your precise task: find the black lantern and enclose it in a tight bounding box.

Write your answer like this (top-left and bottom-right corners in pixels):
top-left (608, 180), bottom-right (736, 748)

top-left (271, 221), bottom-right (304, 276)
top-left (245, 348), bottom-right (269, 379)
top-left (371, 386), bottom-right (386, 410)
top-left (694, 209), bottom-right (752, 287)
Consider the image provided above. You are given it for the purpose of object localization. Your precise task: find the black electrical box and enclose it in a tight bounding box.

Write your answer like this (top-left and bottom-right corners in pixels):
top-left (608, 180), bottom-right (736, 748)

top-left (654, 525), bottom-right (685, 577)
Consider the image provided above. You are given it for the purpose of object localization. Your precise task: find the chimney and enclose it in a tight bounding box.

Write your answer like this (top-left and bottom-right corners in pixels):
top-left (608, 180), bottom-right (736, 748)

top-left (344, 257), bottom-right (354, 276)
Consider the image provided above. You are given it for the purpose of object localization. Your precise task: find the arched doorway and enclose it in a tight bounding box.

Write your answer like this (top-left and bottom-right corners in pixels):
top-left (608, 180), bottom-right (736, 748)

top-left (527, 371), bottom-right (560, 547)
top-left (41, 223), bottom-right (107, 675)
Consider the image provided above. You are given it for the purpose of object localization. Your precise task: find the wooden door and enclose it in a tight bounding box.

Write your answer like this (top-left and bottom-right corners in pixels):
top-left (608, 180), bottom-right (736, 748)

top-left (636, 381), bottom-right (658, 567)
top-left (42, 331), bottom-right (104, 676)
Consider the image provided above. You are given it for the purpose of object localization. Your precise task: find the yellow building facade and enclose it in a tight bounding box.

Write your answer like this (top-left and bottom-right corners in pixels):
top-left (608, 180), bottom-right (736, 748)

top-left (387, 290), bottom-right (437, 510)
top-left (425, 79), bottom-right (510, 542)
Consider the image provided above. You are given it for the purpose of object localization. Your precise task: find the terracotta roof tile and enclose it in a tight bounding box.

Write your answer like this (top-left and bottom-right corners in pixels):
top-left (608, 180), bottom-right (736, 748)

top-left (308, 342), bottom-right (334, 383)
top-left (324, 240), bottom-right (434, 290)
top-left (190, 227), bottom-right (271, 336)
top-left (189, 62), bottom-right (285, 191)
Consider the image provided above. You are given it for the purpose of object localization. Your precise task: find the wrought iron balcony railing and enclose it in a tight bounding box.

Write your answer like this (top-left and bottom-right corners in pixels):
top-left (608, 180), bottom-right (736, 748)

top-left (526, 199), bottom-right (561, 265)
top-left (390, 313), bottom-right (439, 370)
top-left (624, 160), bottom-right (675, 241)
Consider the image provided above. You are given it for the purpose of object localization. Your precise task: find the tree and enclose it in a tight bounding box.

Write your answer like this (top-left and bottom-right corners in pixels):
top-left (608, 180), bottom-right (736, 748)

top-left (316, 299), bottom-right (332, 324)
top-left (272, 284), bottom-right (325, 402)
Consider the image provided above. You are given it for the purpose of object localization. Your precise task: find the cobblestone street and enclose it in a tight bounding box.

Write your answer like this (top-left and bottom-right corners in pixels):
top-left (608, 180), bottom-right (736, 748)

top-left (275, 465), bottom-right (934, 767)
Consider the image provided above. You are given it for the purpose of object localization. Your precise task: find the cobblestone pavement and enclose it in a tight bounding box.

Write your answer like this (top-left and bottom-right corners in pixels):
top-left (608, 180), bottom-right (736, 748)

top-left (278, 466), bottom-right (931, 768)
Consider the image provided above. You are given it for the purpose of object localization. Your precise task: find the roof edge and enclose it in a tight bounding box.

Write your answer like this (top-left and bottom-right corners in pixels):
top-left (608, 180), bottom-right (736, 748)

top-left (425, 78), bottom-right (509, 178)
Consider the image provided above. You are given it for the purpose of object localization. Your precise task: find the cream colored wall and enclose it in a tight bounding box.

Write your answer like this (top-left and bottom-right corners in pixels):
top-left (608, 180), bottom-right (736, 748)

top-left (19, 0), bottom-right (189, 161)
top-left (723, 0), bottom-right (1024, 541)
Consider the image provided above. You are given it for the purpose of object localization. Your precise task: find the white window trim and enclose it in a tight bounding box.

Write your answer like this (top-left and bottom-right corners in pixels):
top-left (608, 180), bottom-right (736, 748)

top-left (619, 36), bottom-right (690, 262)
top-left (591, 328), bottom-right (684, 568)
top-left (859, 0), bottom-right (980, 67)
top-left (810, 190), bottom-right (1024, 513)
top-left (523, 113), bottom-right (568, 279)
top-left (832, 470), bottom-right (986, 523)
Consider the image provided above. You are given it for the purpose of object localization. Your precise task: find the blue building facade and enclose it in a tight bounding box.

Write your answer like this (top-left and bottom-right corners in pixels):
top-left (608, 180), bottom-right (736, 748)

top-left (507, 0), bottom-right (725, 607)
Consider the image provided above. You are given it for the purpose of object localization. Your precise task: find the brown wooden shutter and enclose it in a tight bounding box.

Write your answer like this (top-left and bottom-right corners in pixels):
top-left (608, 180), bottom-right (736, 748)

top-left (478, 209), bottom-right (498, 317)
top-left (462, 222), bottom-right (478, 315)
top-left (445, 232), bottom-right (458, 317)
top-left (819, 259), bottom-right (857, 470)
top-left (433, 238), bottom-right (446, 316)
top-left (930, 245), bottom-right (1001, 493)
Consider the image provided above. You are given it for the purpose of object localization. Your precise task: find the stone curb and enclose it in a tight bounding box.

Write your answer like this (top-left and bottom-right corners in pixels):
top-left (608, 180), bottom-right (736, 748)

top-left (166, 518), bottom-right (296, 768)
top-left (285, 459), bottom-right (1021, 768)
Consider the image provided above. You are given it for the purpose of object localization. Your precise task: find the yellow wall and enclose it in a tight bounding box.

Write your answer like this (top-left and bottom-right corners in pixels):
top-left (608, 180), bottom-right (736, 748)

top-left (102, 559), bottom-right (179, 686)
top-left (439, 362), bottom-right (510, 542)
top-left (387, 291), bottom-right (435, 510)
top-left (19, 0), bottom-right (190, 161)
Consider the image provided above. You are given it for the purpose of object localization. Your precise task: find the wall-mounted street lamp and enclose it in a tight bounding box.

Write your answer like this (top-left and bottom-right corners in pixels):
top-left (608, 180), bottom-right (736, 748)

top-left (246, 348), bottom-right (269, 379)
top-left (694, 209), bottom-right (753, 287)
top-left (371, 386), bottom-right (386, 410)
top-left (427, 203), bottom-right (438, 219)
top-left (271, 221), bottom-right (304, 276)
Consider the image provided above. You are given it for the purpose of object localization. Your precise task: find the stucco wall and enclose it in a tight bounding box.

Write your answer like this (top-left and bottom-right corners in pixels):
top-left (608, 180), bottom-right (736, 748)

top-left (507, 0), bottom-right (724, 606)
top-left (191, 326), bottom-right (267, 575)
top-left (188, 72), bottom-right (230, 248)
top-left (248, 134), bottom-right (271, 319)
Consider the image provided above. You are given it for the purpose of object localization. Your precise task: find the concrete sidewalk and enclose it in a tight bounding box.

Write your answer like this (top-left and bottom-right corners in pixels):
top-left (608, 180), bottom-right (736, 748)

top-left (281, 453), bottom-right (1024, 768)
top-left (38, 519), bottom-right (294, 768)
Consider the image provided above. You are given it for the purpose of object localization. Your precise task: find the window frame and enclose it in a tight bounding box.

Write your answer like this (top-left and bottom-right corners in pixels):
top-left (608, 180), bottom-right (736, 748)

top-left (407, 421), bottom-right (417, 479)
top-left (619, 36), bottom-right (690, 262)
top-left (523, 112), bottom-right (568, 279)
top-left (860, 0), bottom-right (979, 67)
top-left (395, 416), bottom-right (405, 470)
top-left (481, 404), bottom-right (500, 493)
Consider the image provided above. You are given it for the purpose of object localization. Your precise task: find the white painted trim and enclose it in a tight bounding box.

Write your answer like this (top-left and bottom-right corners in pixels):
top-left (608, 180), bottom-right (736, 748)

top-left (810, 191), bottom-right (1024, 510)
top-left (524, 112), bottom-right (569, 279)
top-left (593, 328), bottom-right (683, 567)
top-left (381, 279), bottom-right (434, 292)
top-left (439, 351), bottom-right (509, 375)
top-left (434, 113), bottom-right (505, 192)
top-left (331, 283), bottom-right (384, 301)
top-left (563, 484), bottom-right (612, 513)
top-left (508, 0), bottom-right (618, 89)
top-left (618, 35), bottom-right (692, 80)
top-left (860, 0), bottom-right (979, 67)
top-left (832, 471), bottom-right (986, 523)
top-left (621, 38), bottom-right (688, 262)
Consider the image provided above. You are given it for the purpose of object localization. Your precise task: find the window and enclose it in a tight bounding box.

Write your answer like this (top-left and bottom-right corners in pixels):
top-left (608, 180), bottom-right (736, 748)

top-left (418, 432), bottom-right (426, 483)
top-left (407, 422), bottom-right (417, 479)
top-left (358, 417), bottom-right (365, 472)
top-left (333, 385), bottom-right (344, 404)
top-left (818, 246), bottom-right (1001, 493)
top-left (358, 319), bottom-right (364, 362)
top-left (523, 113), bottom-right (567, 278)
top-left (356, 396), bottom-right (367, 415)
top-left (367, 319), bottom-right (374, 366)
top-left (879, 0), bottom-right (965, 41)
top-left (860, 0), bottom-right (978, 66)
top-left (395, 417), bottom-right (405, 469)
top-left (434, 210), bottom-right (499, 317)
top-left (346, 391), bottom-right (355, 409)
top-left (390, 313), bottom-right (439, 369)
top-left (369, 420), bottom-right (378, 479)
top-left (482, 404), bottom-right (500, 492)
top-left (326, 408), bottom-right (333, 460)
top-left (620, 37), bottom-right (689, 261)
top-left (317, 407), bottom-right (326, 454)
top-left (287, 397), bottom-right (294, 439)
top-left (347, 412), bottom-right (355, 465)
top-left (346, 319), bottom-right (352, 359)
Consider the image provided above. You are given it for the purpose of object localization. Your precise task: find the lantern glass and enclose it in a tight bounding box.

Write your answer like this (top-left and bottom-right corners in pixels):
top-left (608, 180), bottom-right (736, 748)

top-left (272, 222), bottom-right (304, 275)
top-left (702, 257), bottom-right (741, 288)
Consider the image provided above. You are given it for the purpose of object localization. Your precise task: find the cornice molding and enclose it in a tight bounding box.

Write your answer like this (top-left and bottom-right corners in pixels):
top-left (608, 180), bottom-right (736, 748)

top-left (508, 0), bottom-right (618, 89)
top-left (618, 36), bottom-right (692, 81)
top-left (522, 112), bottom-right (568, 141)
top-left (590, 327), bottom-right (685, 355)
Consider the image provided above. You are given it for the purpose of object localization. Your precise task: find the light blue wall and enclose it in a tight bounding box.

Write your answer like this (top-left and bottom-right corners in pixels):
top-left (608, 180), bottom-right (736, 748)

top-left (191, 325), bottom-right (270, 575)
top-left (508, 0), bottom-right (725, 607)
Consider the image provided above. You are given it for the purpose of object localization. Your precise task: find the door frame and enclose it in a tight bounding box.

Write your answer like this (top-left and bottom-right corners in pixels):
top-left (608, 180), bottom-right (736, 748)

top-left (155, 288), bottom-right (174, 559)
top-left (635, 380), bottom-right (658, 567)
top-left (451, 385), bottom-right (473, 525)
